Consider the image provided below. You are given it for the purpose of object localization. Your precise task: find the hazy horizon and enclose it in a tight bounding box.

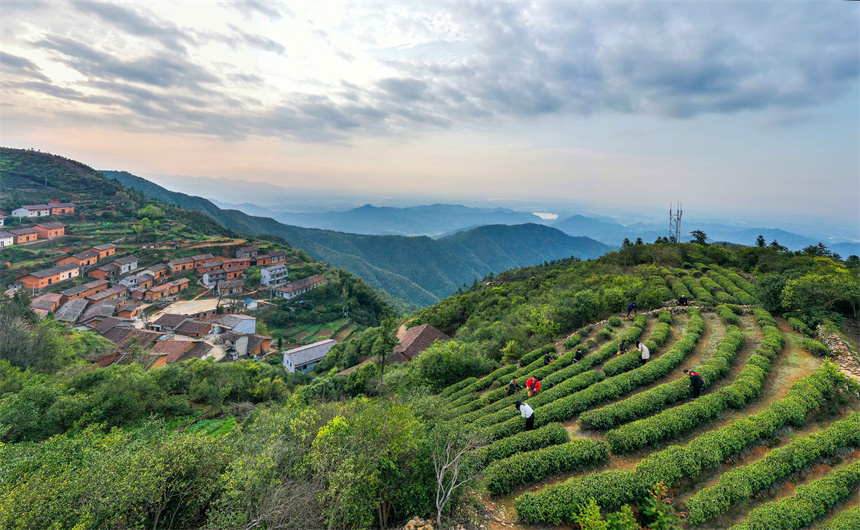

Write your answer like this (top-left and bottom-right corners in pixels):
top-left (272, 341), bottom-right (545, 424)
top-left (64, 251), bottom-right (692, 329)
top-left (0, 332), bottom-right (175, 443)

top-left (2, 1), bottom-right (858, 226)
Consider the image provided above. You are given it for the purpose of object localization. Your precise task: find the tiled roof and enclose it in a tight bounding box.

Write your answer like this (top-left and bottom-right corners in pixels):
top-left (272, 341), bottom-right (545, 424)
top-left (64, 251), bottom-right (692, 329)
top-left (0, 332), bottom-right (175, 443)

top-left (214, 314), bottom-right (254, 329)
top-left (178, 342), bottom-right (213, 361)
top-left (35, 222), bottom-right (66, 229)
top-left (28, 263), bottom-right (79, 278)
top-left (147, 263), bottom-right (169, 271)
top-left (175, 320), bottom-right (212, 335)
top-left (60, 279), bottom-right (108, 297)
top-left (54, 298), bottom-right (89, 323)
top-left (152, 339), bottom-right (195, 358)
top-left (18, 204), bottom-right (51, 210)
top-left (73, 250), bottom-right (99, 260)
top-left (276, 274), bottom-right (327, 294)
top-left (31, 293), bottom-right (63, 311)
top-left (110, 328), bottom-right (163, 349)
top-left (116, 300), bottom-right (141, 313)
top-left (152, 313), bottom-right (189, 328)
top-left (93, 316), bottom-right (134, 335)
top-left (217, 279), bottom-right (245, 289)
top-left (87, 285), bottom-right (128, 302)
top-left (393, 324), bottom-right (451, 360)
top-left (169, 257), bottom-right (195, 265)
top-left (113, 256), bottom-right (138, 265)
top-left (9, 228), bottom-right (41, 235)
top-left (96, 263), bottom-right (120, 272)
top-left (191, 253), bottom-right (214, 261)
top-left (92, 243), bottom-right (116, 251)
top-left (81, 300), bottom-right (120, 322)
top-left (285, 339), bottom-right (336, 367)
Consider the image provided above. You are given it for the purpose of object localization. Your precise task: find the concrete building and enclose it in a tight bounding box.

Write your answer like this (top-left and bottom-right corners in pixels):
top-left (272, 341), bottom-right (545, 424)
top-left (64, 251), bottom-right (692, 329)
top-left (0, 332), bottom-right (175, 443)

top-left (16, 263), bottom-right (80, 290)
top-left (111, 256), bottom-right (139, 275)
top-left (212, 314), bottom-right (256, 335)
top-left (0, 232), bottom-right (13, 248)
top-left (273, 274), bottom-right (328, 300)
top-left (283, 339), bottom-right (337, 373)
top-left (33, 222), bottom-right (66, 239)
top-left (260, 263), bottom-right (288, 287)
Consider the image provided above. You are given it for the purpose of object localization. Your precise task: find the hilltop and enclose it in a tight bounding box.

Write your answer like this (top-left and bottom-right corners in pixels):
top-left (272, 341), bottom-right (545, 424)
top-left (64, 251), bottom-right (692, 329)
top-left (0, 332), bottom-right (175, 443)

top-left (106, 169), bottom-right (614, 306)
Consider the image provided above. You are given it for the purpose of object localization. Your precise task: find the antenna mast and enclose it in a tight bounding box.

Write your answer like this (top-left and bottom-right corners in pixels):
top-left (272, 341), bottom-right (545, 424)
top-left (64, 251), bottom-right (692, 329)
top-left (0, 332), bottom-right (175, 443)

top-left (669, 202), bottom-right (683, 243)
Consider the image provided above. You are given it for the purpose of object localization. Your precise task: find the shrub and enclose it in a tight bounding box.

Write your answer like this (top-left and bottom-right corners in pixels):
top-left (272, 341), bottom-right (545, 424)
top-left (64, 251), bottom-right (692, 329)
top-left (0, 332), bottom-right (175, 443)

top-left (788, 317), bottom-right (813, 337)
top-left (598, 328), bottom-right (613, 340)
top-left (820, 506), bottom-right (860, 530)
top-left (563, 334), bottom-right (582, 350)
top-left (686, 413), bottom-right (860, 525)
top-left (585, 338), bottom-right (598, 350)
top-left (657, 311), bottom-right (673, 324)
top-left (729, 460), bottom-right (860, 530)
top-left (716, 305), bottom-right (739, 325)
top-left (514, 363), bottom-right (851, 524)
top-left (441, 377), bottom-right (477, 398)
top-left (608, 316), bottom-right (622, 327)
top-left (753, 308), bottom-right (778, 328)
top-left (469, 422), bottom-right (568, 471)
top-left (581, 326), bottom-right (744, 431)
top-left (802, 338), bottom-right (829, 357)
top-left (606, 325), bottom-right (782, 454)
top-left (484, 438), bottom-right (609, 496)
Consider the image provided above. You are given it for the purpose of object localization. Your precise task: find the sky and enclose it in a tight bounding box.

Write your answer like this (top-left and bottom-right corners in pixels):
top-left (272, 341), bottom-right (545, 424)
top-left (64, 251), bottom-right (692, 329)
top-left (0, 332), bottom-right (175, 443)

top-left (1, 1), bottom-right (858, 228)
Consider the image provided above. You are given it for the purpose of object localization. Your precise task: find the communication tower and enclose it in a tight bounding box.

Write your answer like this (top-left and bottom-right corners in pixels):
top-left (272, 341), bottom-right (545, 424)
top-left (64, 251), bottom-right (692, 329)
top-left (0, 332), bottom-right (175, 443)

top-left (669, 202), bottom-right (682, 243)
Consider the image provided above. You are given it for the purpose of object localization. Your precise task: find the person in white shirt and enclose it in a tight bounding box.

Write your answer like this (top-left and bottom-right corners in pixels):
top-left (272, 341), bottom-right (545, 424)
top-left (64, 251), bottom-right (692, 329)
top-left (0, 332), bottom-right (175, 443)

top-left (637, 340), bottom-right (650, 364)
top-left (515, 400), bottom-right (535, 431)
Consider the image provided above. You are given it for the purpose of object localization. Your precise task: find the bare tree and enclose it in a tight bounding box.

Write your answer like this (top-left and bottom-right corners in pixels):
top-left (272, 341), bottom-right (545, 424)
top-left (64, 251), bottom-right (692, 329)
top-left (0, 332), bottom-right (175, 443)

top-left (432, 424), bottom-right (487, 528)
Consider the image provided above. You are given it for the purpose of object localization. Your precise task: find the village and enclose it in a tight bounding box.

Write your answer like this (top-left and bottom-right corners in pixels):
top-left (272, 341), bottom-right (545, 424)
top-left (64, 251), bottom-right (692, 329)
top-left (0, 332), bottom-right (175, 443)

top-left (0, 200), bottom-right (364, 374)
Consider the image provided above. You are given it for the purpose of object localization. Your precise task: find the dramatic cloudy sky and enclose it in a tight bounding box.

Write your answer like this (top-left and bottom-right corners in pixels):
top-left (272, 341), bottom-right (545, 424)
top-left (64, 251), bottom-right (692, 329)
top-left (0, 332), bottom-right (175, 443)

top-left (1, 1), bottom-right (857, 224)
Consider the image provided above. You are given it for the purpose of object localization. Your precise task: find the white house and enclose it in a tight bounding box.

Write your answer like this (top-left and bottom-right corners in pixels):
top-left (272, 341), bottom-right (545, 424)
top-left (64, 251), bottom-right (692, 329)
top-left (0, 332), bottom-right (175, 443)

top-left (273, 274), bottom-right (328, 300)
top-left (112, 256), bottom-right (139, 274)
top-left (0, 232), bottom-right (13, 249)
top-left (260, 263), bottom-right (288, 287)
top-left (283, 339), bottom-right (337, 373)
top-left (211, 314), bottom-right (256, 335)
top-left (12, 204), bottom-right (51, 218)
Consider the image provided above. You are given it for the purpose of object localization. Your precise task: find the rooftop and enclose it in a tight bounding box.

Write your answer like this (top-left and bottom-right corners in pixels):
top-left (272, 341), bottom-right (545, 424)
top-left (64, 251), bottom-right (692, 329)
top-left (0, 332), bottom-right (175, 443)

top-left (175, 319), bottom-right (212, 335)
top-left (9, 228), bottom-right (41, 235)
top-left (60, 279), bottom-right (108, 297)
top-left (54, 298), bottom-right (90, 322)
top-left (35, 222), bottom-right (66, 229)
top-left (214, 314), bottom-right (255, 329)
top-left (113, 256), bottom-right (139, 265)
top-left (393, 324), bottom-right (451, 360)
top-left (285, 339), bottom-right (337, 367)
top-left (152, 313), bottom-right (189, 328)
top-left (27, 263), bottom-right (80, 278)
top-left (91, 243), bottom-right (116, 251)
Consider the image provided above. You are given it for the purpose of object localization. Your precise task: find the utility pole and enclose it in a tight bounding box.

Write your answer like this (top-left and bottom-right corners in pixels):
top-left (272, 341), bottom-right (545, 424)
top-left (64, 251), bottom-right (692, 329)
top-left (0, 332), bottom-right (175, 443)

top-left (669, 202), bottom-right (683, 243)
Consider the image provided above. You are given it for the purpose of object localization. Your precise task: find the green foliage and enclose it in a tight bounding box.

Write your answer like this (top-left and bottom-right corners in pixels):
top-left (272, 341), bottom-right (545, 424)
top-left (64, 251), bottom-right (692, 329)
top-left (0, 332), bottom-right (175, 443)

top-left (411, 340), bottom-right (495, 391)
top-left (820, 506), bottom-right (860, 530)
top-left (581, 326), bottom-right (745, 431)
top-left (729, 459), bottom-right (860, 530)
top-left (310, 399), bottom-right (432, 529)
top-left (787, 317), bottom-right (813, 336)
top-left (440, 377), bottom-right (477, 398)
top-left (469, 423), bottom-right (569, 471)
top-left (484, 438), bottom-right (609, 497)
top-left (801, 337), bottom-right (829, 357)
top-left (608, 316), bottom-right (622, 327)
top-left (686, 413), bottom-right (860, 525)
top-left (640, 482), bottom-right (681, 530)
top-left (563, 333), bottom-right (582, 350)
top-left (514, 363), bottom-right (851, 523)
top-left (657, 310), bottom-right (673, 324)
top-left (606, 323), bottom-right (780, 454)
top-left (575, 499), bottom-right (610, 530)
top-left (716, 304), bottom-right (739, 325)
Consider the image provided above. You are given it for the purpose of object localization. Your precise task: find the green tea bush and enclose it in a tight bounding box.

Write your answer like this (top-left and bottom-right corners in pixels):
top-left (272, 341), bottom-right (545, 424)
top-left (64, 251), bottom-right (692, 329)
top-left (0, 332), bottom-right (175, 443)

top-left (606, 324), bottom-right (782, 453)
top-left (707, 269), bottom-right (757, 305)
top-left (657, 311), bottom-right (673, 324)
top-left (666, 276), bottom-right (693, 300)
top-left (608, 316), bottom-right (622, 327)
top-left (788, 317), bottom-right (813, 337)
top-left (686, 413), bottom-right (860, 525)
top-left (601, 321), bottom-right (669, 377)
top-left (514, 363), bottom-right (850, 524)
top-left (820, 506), bottom-right (860, 530)
top-left (729, 460), bottom-right (860, 530)
top-left (682, 276), bottom-right (717, 305)
top-left (598, 328), bottom-right (613, 340)
top-left (441, 377), bottom-right (477, 398)
top-left (469, 422), bottom-right (568, 471)
top-left (484, 438), bottom-right (609, 496)
top-left (580, 326), bottom-right (744, 431)
top-left (563, 334), bottom-right (582, 350)
top-left (716, 305), bottom-right (739, 325)
top-left (802, 338), bottom-right (829, 357)
top-left (753, 308), bottom-right (778, 329)
top-left (447, 364), bottom-right (516, 403)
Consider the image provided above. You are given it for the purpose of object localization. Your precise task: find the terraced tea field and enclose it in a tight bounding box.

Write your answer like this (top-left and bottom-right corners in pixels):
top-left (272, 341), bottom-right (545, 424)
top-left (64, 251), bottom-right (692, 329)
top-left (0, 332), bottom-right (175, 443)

top-left (439, 269), bottom-right (859, 530)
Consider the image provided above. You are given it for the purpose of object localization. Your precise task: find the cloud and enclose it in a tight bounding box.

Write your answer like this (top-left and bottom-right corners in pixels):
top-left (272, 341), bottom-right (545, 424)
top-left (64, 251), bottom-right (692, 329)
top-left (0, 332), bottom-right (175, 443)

top-left (72, 2), bottom-right (190, 50)
top-left (0, 51), bottom-right (50, 82)
top-left (222, 24), bottom-right (286, 54)
top-left (230, 0), bottom-right (290, 21)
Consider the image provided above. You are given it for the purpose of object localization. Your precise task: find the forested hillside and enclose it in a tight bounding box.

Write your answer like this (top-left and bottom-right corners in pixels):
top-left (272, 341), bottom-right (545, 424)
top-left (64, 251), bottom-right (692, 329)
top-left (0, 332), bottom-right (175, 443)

top-left (106, 170), bottom-right (614, 306)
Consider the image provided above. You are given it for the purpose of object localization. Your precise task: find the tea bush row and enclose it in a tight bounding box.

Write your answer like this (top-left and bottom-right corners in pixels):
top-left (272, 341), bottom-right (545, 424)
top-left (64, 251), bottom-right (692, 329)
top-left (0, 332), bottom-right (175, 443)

top-left (580, 325), bottom-right (744, 431)
top-left (681, 276), bottom-right (717, 306)
top-left (788, 317), bottom-right (813, 337)
top-left (605, 323), bottom-right (783, 454)
top-left (706, 269), bottom-right (757, 305)
top-left (441, 377), bottom-right (477, 398)
top-left (819, 506), bottom-right (860, 530)
top-left (729, 459), bottom-right (860, 530)
top-left (602, 322), bottom-right (671, 377)
top-left (468, 422), bottom-right (569, 471)
top-left (514, 363), bottom-right (850, 524)
top-left (716, 305), bottom-right (739, 325)
top-left (484, 438), bottom-right (609, 497)
top-left (686, 412), bottom-right (860, 525)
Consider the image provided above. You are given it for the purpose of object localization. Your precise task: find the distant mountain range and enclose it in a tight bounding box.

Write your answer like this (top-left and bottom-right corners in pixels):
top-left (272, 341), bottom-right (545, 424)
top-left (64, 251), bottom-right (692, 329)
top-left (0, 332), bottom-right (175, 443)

top-left (105, 171), bottom-right (614, 307)
top-left (210, 199), bottom-right (859, 257)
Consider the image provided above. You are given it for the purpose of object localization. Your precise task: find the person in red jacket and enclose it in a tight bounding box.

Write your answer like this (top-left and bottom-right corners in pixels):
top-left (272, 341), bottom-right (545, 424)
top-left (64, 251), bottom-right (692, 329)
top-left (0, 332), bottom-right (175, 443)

top-left (526, 376), bottom-right (536, 397)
